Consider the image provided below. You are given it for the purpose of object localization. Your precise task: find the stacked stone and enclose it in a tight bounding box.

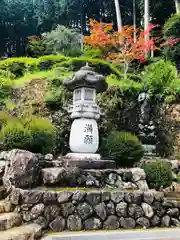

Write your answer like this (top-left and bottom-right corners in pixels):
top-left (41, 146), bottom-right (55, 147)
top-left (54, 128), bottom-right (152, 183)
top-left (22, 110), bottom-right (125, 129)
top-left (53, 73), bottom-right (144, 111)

top-left (41, 168), bottom-right (148, 191)
top-left (8, 188), bottom-right (180, 232)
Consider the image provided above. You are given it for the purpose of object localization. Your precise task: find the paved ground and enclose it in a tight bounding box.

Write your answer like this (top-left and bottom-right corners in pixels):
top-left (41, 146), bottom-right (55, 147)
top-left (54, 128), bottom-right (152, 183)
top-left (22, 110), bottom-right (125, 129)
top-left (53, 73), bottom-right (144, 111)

top-left (42, 228), bottom-right (180, 240)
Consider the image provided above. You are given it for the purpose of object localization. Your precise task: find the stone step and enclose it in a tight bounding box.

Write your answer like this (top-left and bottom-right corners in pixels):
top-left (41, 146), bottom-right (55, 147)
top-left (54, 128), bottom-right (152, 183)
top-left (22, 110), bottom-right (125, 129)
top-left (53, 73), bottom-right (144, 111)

top-left (0, 200), bottom-right (12, 213)
top-left (0, 212), bottom-right (22, 230)
top-left (0, 223), bottom-right (42, 240)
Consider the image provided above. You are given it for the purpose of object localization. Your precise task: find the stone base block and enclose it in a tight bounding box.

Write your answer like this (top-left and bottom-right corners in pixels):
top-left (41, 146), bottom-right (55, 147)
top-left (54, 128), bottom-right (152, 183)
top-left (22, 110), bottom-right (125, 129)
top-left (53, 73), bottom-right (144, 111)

top-left (63, 153), bottom-right (117, 169)
top-left (62, 158), bottom-right (117, 170)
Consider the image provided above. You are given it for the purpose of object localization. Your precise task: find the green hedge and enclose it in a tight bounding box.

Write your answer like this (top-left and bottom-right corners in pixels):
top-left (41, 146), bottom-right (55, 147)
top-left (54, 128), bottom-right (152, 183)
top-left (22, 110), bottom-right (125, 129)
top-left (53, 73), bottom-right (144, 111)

top-left (59, 57), bottom-right (121, 76)
top-left (0, 55), bottom-right (121, 78)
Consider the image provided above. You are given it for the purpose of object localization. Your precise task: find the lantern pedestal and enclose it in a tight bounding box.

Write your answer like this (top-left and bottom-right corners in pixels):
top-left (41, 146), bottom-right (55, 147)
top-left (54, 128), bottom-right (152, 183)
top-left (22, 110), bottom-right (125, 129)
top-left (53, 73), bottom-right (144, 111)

top-left (69, 118), bottom-right (99, 153)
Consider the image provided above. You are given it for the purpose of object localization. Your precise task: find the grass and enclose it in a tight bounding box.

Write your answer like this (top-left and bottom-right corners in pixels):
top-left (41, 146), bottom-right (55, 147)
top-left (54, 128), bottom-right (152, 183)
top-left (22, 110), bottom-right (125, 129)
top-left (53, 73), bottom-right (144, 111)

top-left (13, 70), bottom-right (54, 86)
top-left (29, 186), bottom-right (138, 193)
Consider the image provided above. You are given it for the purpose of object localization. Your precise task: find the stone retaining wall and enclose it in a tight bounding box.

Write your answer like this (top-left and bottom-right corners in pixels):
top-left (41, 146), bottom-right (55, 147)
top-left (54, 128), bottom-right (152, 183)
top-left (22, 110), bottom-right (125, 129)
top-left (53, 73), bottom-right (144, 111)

top-left (41, 167), bottom-right (149, 191)
top-left (8, 188), bottom-right (180, 232)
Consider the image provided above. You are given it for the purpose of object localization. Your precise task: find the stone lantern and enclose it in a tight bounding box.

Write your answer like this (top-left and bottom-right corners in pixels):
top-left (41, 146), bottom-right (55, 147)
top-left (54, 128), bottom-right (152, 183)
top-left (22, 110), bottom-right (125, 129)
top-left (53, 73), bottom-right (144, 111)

top-left (63, 64), bottom-right (108, 161)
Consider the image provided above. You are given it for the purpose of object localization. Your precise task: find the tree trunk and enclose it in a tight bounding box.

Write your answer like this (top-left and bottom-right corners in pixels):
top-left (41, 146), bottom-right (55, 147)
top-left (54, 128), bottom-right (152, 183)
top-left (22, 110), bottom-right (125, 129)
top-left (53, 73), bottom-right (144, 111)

top-left (144, 0), bottom-right (150, 58)
top-left (175, 0), bottom-right (180, 13)
top-left (114, 0), bottom-right (123, 32)
top-left (133, 0), bottom-right (136, 43)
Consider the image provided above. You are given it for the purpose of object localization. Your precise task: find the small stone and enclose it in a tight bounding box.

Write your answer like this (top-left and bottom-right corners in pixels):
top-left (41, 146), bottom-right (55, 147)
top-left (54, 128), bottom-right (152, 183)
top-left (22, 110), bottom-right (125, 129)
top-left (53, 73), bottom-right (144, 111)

top-left (161, 215), bottom-right (170, 227)
top-left (106, 201), bottom-right (115, 215)
top-left (45, 153), bottom-right (54, 161)
top-left (136, 180), bottom-right (149, 191)
top-left (61, 202), bottom-right (75, 217)
top-left (77, 202), bottom-right (93, 220)
top-left (142, 203), bottom-right (154, 218)
top-left (86, 175), bottom-right (99, 187)
top-left (21, 190), bottom-right (42, 204)
top-left (44, 205), bottom-right (60, 222)
top-left (123, 171), bottom-right (133, 181)
top-left (23, 212), bottom-right (32, 222)
top-left (167, 208), bottom-right (179, 217)
top-left (131, 168), bottom-right (146, 182)
top-left (154, 192), bottom-right (164, 202)
top-left (115, 175), bottom-right (124, 188)
top-left (124, 192), bottom-right (133, 203)
top-left (151, 215), bottom-right (160, 227)
top-left (21, 204), bottom-right (33, 211)
top-left (57, 191), bottom-right (73, 203)
top-left (42, 168), bottom-right (66, 185)
top-left (84, 217), bottom-right (102, 230)
top-left (123, 182), bottom-right (137, 190)
top-left (120, 217), bottom-right (136, 229)
top-left (67, 215), bottom-right (82, 231)
top-left (77, 175), bottom-right (86, 185)
top-left (49, 216), bottom-right (65, 232)
top-left (144, 191), bottom-right (154, 204)
top-left (136, 217), bottom-right (150, 228)
top-left (86, 192), bottom-right (101, 206)
top-left (0, 151), bottom-right (7, 160)
top-left (116, 202), bottom-right (128, 217)
top-left (103, 215), bottom-right (119, 230)
top-left (163, 200), bottom-right (177, 208)
top-left (128, 204), bottom-right (144, 219)
top-left (8, 188), bottom-right (21, 205)
top-left (106, 173), bottom-right (117, 185)
top-left (43, 191), bottom-right (57, 203)
top-left (34, 216), bottom-right (48, 229)
top-left (94, 202), bottom-right (107, 220)
top-left (111, 191), bottom-right (124, 203)
top-left (101, 192), bottom-right (110, 202)
top-left (171, 218), bottom-right (180, 226)
top-left (72, 191), bottom-right (86, 202)
top-left (31, 203), bottom-right (45, 219)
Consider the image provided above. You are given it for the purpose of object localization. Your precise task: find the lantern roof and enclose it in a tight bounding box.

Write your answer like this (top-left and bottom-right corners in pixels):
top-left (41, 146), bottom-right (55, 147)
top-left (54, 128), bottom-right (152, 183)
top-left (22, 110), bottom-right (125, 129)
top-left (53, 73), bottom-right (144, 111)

top-left (63, 63), bottom-right (108, 93)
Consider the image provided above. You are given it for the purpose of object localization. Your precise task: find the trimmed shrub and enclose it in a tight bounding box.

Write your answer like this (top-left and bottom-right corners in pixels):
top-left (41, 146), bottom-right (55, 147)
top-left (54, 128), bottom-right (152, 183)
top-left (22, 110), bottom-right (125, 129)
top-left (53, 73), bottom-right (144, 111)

top-left (59, 57), bottom-right (121, 76)
top-left (100, 131), bottom-right (144, 167)
top-left (37, 55), bottom-right (68, 70)
top-left (0, 57), bottom-right (38, 78)
top-left (143, 160), bottom-right (173, 190)
top-left (26, 117), bottom-right (56, 154)
top-left (0, 122), bottom-right (32, 150)
top-left (0, 116), bottom-right (56, 154)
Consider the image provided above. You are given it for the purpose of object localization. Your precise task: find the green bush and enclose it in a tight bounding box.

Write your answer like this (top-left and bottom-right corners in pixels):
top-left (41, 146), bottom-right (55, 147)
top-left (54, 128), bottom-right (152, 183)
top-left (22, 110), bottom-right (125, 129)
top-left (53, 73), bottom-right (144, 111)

top-left (0, 122), bottom-right (32, 150)
top-left (144, 60), bottom-right (177, 96)
top-left (42, 25), bottom-right (82, 56)
top-left (100, 131), bottom-right (144, 167)
top-left (163, 14), bottom-right (180, 61)
top-left (164, 13), bottom-right (180, 37)
top-left (0, 116), bottom-right (56, 154)
top-left (27, 117), bottom-right (56, 154)
top-left (143, 160), bottom-right (173, 190)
